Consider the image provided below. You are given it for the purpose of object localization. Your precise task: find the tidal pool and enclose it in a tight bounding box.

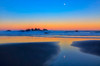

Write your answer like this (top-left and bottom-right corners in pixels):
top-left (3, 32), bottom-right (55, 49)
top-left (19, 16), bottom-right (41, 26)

top-left (0, 36), bottom-right (100, 66)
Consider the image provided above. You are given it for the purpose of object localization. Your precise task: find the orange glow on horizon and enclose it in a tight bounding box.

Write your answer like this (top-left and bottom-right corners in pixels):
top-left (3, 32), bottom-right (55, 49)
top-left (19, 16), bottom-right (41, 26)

top-left (0, 21), bottom-right (100, 30)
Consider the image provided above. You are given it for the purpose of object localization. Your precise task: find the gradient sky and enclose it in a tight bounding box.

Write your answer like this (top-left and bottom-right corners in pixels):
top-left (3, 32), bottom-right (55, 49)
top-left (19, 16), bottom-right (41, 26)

top-left (0, 0), bottom-right (100, 30)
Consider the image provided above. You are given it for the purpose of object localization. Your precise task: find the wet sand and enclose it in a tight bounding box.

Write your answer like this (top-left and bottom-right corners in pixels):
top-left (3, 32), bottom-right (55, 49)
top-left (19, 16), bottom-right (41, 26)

top-left (0, 42), bottom-right (60, 66)
top-left (72, 40), bottom-right (100, 56)
top-left (0, 36), bottom-right (100, 66)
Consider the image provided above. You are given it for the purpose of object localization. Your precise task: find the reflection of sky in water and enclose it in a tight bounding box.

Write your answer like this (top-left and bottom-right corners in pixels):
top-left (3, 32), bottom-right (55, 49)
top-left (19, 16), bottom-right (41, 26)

top-left (0, 36), bottom-right (100, 66)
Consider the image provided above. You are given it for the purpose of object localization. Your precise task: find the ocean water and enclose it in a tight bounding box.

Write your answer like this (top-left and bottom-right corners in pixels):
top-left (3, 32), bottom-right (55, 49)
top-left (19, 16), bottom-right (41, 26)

top-left (0, 30), bottom-right (100, 37)
top-left (0, 36), bottom-right (100, 66)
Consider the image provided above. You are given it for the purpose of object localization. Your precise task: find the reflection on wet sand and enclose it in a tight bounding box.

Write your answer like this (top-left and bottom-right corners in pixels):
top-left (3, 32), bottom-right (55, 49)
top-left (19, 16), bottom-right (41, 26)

top-left (72, 40), bottom-right (100, 56)
top-left (0, 42), bottom-right (60, 66)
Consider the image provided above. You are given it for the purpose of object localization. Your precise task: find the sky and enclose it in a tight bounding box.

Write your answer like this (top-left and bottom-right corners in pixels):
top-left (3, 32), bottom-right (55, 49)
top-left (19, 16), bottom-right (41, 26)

top-left (0, 0), bottom-right (100, 30)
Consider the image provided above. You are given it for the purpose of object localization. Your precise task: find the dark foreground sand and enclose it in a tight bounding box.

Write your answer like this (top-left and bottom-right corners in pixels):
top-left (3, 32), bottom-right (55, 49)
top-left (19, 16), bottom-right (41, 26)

top-left (72, 40), bottom-right (100, 56)
top-left (0, 42), bottom-right (60, 66)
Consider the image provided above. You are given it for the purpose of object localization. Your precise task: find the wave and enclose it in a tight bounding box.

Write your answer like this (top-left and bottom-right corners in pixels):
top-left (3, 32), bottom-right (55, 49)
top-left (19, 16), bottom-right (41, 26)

top-left (0, 31), bottom-right (100, 38)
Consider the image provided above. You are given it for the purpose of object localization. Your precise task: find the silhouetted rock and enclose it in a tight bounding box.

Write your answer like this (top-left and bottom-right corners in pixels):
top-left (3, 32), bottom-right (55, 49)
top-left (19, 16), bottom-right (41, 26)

top-left (17, 28), bottom-right (48, 32)
top-left (26, 29), bottom-right (31, 32)
top-left (34, 28), bottom-right (41, 31)
top-left (34, 28), bottom-right (38, 31)
top-left (31, 28), bottom-right (34, 31)
top-left (6, 30), bottom-right (11, 31)
top-left (75, 30), bottom-right (78, 32)
top-left (43, 29), bottom-right (48, 31)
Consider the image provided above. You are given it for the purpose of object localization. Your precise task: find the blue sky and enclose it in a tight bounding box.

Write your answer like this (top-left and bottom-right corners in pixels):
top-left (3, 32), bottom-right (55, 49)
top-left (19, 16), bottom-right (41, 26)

top-left (0, 0), bottom-right (99, 14)
top-left (0, 0), bottom-right (100, 30)
top-left (0, 0), bottom-right (100, 18)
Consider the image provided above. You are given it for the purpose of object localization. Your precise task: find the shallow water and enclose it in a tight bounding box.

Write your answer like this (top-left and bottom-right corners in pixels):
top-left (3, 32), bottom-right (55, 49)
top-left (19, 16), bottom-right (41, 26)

top-left (0, 36), bottom-right (100, 66)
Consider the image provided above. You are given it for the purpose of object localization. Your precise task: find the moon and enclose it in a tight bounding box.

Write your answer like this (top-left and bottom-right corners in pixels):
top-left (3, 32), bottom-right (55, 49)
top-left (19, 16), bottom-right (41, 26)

top-left (64, 3), bottom-right (66, 6)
